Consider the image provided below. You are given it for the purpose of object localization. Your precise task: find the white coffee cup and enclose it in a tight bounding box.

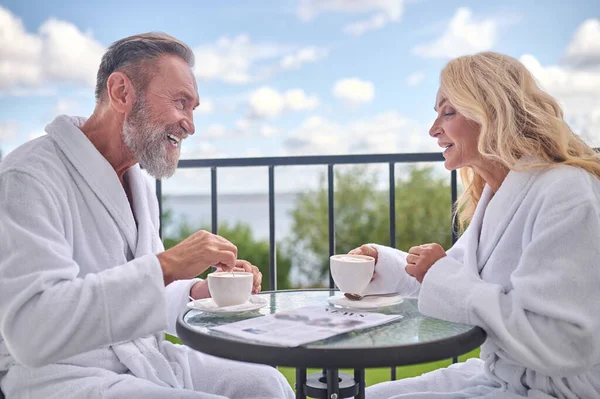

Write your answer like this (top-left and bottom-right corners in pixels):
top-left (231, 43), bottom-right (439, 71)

top-left (207, 271), bottom-right (253, 307)
top-left (330, 254), bottom-right (375, 295)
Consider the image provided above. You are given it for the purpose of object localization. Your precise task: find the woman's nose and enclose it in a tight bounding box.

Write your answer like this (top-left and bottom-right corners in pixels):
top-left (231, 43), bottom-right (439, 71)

top-left (429, 123), bottom-right (441, 138)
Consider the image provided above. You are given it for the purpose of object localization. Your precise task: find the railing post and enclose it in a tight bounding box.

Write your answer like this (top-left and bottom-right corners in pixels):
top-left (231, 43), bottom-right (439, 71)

top-left (389, 163), bottom-right (396, 249)
top-left (327, 164), bottom-right (335, 289)
top-left (211, 167), bottom-right (218, 235)
top-left (155, 179), bottom-right (162, 239)
top-left (268, 166), bottom-right (277, 291)
top-left (451, 169), bottom-right (458, 245)
top-left (451, 168), bottom-right (458, 364)
top-left (389, 163), bottom-right (397, 381)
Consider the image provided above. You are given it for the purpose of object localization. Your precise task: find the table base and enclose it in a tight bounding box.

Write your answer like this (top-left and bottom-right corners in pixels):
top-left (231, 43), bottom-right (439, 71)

top-left (296, 368), bottom-right (365, 399)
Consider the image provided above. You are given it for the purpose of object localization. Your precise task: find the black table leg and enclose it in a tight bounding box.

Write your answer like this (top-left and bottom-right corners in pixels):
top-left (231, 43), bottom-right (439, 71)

top-left (354, 368), bottom-right (365, 399)
top-left (296, 367), bottom-right (307, 399)
top-left (327, 368), bottom-right (340, 398)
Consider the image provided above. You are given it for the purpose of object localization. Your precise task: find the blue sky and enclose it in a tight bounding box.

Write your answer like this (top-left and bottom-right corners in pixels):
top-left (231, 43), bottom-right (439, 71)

top-left (0, 0), bottom-right (599, 193)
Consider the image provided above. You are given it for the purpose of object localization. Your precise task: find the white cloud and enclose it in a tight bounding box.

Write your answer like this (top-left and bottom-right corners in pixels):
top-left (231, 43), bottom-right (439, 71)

top-left (405, 71), bottom-right (425, 86)
top-left (235, 118), bottom-right (252, 132)
top-left (0, 6), bottom-right (104, 91)
top-left (55, 99), bottom-right (74, 114)
top-left (195, 98), bottom-right (215, 115)
top-left (245, 148), bottom-right (263, 157)
top-left (260, 125), bottom-right (280, 137)
top-left (249, 86), bottom-right (320, 118)
top-left (0, 120), bottom-right (18, 141)
top-left (194, 36), bottom-right (329, 84)
top-left (180, 142), bottom-right (220, 160)
top-left (39, 19), bottom-right (105, 87)
top-left (193, 35), bottom-right (282, 84)
top-left (27, 130), bottom-right (46, 141)
top-left (297, 0), bottom-right (403, 36)
top-left (344, 12), bottom-right (390, 36)
top-left (280, 46), bottom-right (329, 70)
top-left (249, 87), bottom-right (285, 118)
top-left (0, 87), bottom-right (56, 97)
top-left (50, 96), bottom-right (94, 119)
top-left (283, 89), bottom-right (320, 111)
top-left (200, 124), bottom-right (227, 138)
top-left (332, 78), bottom-right (375, 106)
top-left (520, 54), bottom-right (600, 145)
top-left (413, 7), bottom-right (500, 58)
top-left (564, 18), bottom-right (600, 68)
top-left (284, 112), bottom-right (435, 156)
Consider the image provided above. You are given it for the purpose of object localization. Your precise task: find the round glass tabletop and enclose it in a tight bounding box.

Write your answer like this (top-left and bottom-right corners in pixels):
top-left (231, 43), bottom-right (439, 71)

top-left (177, 289), bottom-right (485, 368)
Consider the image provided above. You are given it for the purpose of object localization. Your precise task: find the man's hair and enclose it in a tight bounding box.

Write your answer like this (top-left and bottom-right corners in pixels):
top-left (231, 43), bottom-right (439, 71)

top-left (94, 32), bottom-right (195, 102)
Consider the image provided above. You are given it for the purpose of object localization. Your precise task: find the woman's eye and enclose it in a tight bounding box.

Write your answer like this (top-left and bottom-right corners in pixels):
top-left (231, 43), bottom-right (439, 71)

top-left (444, 111), bottom-right (455, 117)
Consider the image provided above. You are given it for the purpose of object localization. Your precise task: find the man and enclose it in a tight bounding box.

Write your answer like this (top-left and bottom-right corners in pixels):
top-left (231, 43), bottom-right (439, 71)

top-left (0, 33), bottom-right (294, 399)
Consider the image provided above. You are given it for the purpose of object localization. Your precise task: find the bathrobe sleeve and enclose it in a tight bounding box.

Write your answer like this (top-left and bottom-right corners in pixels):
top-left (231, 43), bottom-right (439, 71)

top-left (164, 278), bottom-right (200, 336)
top-left (419, 195), bottom-right (600, 376)
top-left (362, 244), bottom-right (421, 297)
top-left (141, 171), bottom-right (201, 338)
top-left (0, 170), bottom-right (169, 368)
top-left (363, 232), bottom-right (468, 298)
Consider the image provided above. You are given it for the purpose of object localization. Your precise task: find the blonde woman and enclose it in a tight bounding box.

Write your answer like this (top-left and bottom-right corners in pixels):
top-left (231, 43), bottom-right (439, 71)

top-left (352, 52), bottom-right (600, 398)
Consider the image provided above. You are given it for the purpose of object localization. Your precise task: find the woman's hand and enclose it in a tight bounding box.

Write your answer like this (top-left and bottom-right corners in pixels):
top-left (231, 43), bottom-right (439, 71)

top-left (404, 243), bottom-right (446, 283)
top-left (348, 244), bottom-right (378, 280)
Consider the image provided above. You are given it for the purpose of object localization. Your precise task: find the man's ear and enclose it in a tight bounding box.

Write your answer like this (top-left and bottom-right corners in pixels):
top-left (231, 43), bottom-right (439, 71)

top-left (106, 71), bottom-right (136, 114)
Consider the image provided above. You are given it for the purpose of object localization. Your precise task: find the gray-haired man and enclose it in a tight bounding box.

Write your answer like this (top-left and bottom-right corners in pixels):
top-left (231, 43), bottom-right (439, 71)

top-left (0, 32), bottom-right (294, 399)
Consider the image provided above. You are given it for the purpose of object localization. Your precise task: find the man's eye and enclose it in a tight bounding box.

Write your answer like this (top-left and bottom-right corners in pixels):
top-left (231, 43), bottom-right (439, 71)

top-left (177, 99), bottom-right (186, 108)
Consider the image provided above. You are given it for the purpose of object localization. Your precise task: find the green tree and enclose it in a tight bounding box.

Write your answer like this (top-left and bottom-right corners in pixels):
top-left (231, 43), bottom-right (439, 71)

top-left (285, 165), bottom-right (453, 285)
top-left (162, 216), bottom-right (293, 290)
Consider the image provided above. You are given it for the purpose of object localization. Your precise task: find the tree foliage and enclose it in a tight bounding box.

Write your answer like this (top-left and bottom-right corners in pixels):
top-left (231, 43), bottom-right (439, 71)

top-left (161, 165), bottom-right (453, 289)
top-left (284, 165), bottom-right (453, 285)
top-left (162, 216), bottom-right (293, 289)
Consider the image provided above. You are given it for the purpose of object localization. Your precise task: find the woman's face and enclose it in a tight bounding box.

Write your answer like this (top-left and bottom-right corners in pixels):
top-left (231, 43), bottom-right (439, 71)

top-left (429, 90), bottom-right (481, 171)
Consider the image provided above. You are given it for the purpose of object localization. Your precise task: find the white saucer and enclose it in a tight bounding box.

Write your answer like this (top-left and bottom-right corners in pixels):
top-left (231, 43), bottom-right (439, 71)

top-left (327, 294), bottom-right (404, 310)
top-left (187, 296), bottom-right (268, 315)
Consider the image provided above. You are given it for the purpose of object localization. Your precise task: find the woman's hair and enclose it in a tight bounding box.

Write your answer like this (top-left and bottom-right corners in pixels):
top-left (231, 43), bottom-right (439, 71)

top-left (439, 51), bottom-right (600, 231)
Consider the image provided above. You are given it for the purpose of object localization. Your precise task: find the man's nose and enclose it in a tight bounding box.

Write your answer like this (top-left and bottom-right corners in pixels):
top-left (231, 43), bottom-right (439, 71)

top-left (181, 118), bottom-right (195, 136)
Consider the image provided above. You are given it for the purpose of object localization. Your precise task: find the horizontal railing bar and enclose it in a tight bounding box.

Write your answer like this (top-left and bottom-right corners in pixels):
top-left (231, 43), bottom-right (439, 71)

top-left (176, 153), bottom-right (444, 168)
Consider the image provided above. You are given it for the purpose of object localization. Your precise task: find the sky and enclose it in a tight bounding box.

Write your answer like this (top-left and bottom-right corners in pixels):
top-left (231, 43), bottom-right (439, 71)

top-left (0, 0), bottom-right (599, 194)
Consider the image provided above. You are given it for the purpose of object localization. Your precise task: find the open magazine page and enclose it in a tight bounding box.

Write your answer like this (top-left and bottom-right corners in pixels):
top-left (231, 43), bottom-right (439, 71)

top-left (212, 305), bottom-right (403, 347)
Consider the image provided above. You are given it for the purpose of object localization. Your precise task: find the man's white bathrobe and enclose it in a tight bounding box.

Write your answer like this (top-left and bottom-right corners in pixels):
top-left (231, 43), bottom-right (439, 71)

top-left (364, 164), bottom-right (600, 399)
top-left (0, 116), bottom-right (294, 399)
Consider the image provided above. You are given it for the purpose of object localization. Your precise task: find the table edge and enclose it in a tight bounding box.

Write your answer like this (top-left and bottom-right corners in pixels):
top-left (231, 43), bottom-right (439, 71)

top-left (175, 305), bottom-right (486, 368)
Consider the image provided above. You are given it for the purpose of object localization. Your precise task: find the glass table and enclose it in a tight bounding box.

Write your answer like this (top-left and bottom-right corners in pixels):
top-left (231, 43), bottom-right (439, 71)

top-left (176, 289), bottom-right (486, 399)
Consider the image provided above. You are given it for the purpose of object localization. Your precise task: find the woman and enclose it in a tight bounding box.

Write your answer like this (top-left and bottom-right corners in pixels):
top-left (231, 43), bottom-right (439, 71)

top-left (353, 52), bottom-right (600, 398)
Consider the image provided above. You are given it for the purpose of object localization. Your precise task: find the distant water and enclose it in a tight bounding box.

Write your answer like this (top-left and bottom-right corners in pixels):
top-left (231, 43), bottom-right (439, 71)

top-left (162, 193), bottom-right (300, 241)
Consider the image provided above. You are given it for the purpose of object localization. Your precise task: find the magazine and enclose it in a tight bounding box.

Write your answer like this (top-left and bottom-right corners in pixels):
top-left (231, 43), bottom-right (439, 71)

top-left (212, 305), bottom-right (403, 347)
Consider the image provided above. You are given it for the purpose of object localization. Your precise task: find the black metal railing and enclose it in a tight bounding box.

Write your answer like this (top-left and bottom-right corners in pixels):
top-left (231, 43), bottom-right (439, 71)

top-left (155, 152), bottom-right (458, 291)
top-left (156, 152), bottom-right (460, 373)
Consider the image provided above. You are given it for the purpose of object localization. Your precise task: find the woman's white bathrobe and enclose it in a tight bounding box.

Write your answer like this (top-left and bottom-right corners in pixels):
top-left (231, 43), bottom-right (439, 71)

top-left (0, 116), bottom-right (294, 399)
top-left (364, 163), bottom-right (600, 398)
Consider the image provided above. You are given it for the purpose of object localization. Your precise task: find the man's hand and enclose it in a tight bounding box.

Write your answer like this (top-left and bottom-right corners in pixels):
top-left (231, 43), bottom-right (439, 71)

top-left (157, 230), bottom-right (237, 285)
top-left (404, 243), bottom-right (446, 283)
top-left (216, 260), bottom-right (263, 294)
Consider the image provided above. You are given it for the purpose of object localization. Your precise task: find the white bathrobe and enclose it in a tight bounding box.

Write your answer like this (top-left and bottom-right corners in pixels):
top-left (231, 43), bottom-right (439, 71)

top-left (365, 164), bottom-right (600, 399)
top-left (0, 116), bottom-right (294, 399)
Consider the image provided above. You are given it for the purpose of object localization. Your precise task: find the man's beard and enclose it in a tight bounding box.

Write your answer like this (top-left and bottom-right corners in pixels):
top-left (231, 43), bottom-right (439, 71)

top-left (122, 96), bottom-right (184, 179)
